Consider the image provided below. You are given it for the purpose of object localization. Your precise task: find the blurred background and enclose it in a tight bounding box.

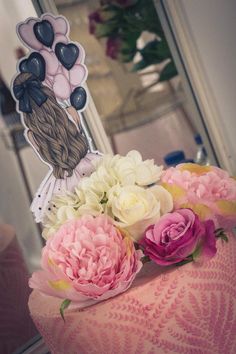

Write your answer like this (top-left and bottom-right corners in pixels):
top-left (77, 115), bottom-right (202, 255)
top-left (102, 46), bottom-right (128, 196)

top-left (0, 0), bottom-right (236, 353)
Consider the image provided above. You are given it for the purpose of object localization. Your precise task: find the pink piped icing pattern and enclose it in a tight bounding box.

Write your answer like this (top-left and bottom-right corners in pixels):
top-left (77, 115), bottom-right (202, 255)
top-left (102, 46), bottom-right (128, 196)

top-left (29, 233), bottom-right (236, 354)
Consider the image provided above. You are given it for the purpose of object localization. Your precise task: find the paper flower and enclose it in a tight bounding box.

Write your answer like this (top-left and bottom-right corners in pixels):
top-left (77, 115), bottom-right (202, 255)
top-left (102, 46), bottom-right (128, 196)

top-left (106, 184), bottom-right (173, 241)
top-left (30, 215), bottom-right (143, 307)
top-left (162, 163), bottom-right (236, 230)
top-left (140, 208), bottom-right (217, 266)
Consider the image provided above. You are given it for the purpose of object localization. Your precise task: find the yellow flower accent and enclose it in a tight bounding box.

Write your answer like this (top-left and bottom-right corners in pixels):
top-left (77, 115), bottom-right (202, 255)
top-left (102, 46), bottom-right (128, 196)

top-left (117, 227), bottom-right (133, 257)
top-left (162, 183), bottom-right (186, 200)
top-left (179, 164), bottom-right (212, 175)
top-left (48, 258), bottom-right (56, 267)
top-left (48, 280), bottom-right (71, 291)
top-left (180, 203), bottom-right (212, 220)
top-left (216, 200), bottom-right (236, 215)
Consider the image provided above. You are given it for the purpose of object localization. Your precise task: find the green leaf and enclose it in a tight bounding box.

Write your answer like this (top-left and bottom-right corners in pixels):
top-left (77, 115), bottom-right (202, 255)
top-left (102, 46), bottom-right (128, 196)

top-left (192, 245), bottom-right (202, 261)
top-left (128, 0), bottom-right (164, 35)
top-left (95, 21), bottom-right (118, 38)
top-left (131, 59), bottom-right (149, 71)
top-left (175, 255), bottom-right (193, 267)
top-left (140, 39), bottom-right (171, 63)
top-left (221, 234), bottom-right (229, 242)
top-left (141, 255), bottom-right (151, 264)
top-left (214, 227), bottom-right (224, 235)
top-left (60, 299), bottom-right (71, 322)
top-left (215, 228), bottom-right (229, 243)
top-left (159, 61), bottom-right (178, 82)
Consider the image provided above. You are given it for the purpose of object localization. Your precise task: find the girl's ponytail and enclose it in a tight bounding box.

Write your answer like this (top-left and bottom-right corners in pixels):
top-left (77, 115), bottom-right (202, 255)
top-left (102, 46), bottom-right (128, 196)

top-left (13, 72), bottom-right (88, 179)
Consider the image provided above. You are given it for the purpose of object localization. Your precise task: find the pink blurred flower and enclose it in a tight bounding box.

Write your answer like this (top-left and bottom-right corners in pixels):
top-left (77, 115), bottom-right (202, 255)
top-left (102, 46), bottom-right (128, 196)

top-left (88, 11), bottom-right (103, 34)
top-left (29, 215), bottom-right (142, 307)
top-left (139, 208), bottom-right (217, 266)
top-left (88, 9), bottom-right (116, 35)
top-left (106, 37), bottom-right (122, 59)
top-left (162, 164), bottom-right (236, 230)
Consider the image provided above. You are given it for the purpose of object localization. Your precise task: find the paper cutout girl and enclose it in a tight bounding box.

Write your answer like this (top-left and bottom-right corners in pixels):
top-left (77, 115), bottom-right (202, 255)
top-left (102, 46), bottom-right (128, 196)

top-left (12, 72), bottom-right (98, 223)
top-left (12, 14), bottom-right (101, 223)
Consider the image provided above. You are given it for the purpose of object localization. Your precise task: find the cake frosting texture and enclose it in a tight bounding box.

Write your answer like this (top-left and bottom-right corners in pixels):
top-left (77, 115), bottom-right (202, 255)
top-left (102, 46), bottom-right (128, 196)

top-left (29, 233), bottom-right (236, 354)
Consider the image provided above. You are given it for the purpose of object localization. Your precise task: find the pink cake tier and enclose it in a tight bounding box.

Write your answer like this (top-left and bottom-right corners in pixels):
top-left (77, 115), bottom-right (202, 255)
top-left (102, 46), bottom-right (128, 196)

top-left (29, 233), bottom-right (236, 354)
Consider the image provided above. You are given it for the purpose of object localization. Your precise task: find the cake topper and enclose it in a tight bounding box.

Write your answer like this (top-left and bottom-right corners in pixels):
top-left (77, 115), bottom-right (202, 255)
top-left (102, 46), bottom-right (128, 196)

top-left (11, 13), bottom-right (99, 223)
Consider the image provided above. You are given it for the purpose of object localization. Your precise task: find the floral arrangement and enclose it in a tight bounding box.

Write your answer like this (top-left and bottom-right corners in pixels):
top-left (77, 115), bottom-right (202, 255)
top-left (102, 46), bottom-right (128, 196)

top-left (29, 151), bottom-right (236, 319)
top-left (88, 0), bottom-right (178, 81)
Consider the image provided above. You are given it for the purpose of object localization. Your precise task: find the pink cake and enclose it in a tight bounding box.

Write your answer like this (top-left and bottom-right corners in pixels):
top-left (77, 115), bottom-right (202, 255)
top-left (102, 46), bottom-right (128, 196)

top-left (29, 234), bottom-right (236, 354)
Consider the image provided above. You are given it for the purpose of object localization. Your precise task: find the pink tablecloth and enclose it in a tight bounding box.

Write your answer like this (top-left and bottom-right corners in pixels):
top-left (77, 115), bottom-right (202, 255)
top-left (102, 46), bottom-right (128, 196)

top-left (0, 224), bottom-right (37, 354)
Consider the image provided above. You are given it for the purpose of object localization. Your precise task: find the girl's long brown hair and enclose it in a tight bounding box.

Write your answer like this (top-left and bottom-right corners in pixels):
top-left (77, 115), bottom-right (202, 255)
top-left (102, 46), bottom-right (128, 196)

top-left (13, 73), bottom-right (88, 179)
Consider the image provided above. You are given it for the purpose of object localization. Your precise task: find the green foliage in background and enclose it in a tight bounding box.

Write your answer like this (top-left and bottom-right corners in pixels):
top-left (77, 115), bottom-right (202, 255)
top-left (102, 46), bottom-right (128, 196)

top-left (89, 0), bottom-right (178, 81)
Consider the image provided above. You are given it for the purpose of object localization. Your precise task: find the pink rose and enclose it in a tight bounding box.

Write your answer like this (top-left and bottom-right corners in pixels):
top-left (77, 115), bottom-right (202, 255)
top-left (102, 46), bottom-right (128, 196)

top-left (29, 215), bottom-right (142, 307)
top-left (139, 209), bottom-right (217, 266)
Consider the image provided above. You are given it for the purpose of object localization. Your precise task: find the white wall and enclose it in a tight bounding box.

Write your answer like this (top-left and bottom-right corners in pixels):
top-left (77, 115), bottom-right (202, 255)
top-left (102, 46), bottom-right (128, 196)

top-left (163, 0), bottom-right (236, 173)
top-left (0, 0), bottom-right (38, 85)
top-left (182, 0), bottom-right (236, 171)
top-left (0, 0), bottom-right (44, 271)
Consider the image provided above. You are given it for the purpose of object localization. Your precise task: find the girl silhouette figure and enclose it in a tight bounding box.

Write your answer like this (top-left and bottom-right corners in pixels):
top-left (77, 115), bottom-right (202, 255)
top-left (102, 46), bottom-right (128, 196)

top-left (13, 72), bottom-right (99, 223)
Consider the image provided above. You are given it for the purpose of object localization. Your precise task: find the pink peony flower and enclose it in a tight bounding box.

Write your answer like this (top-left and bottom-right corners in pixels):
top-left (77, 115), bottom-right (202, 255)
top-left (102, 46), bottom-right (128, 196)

top-left (139, 208), bottom-right (217, 266)
top-left (161, 164), bottom-right (236, 230)
top-left (29, 215), bottom-right (142, 307)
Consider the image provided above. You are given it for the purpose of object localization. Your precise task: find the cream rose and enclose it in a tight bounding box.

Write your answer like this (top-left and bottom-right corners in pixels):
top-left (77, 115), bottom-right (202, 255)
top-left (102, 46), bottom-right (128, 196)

top-left (42, 205), bottom-right (79, 239)
top-left (106, 184), bottom-right (173, 241)
top-left (114, 150), bottom-right (163, 186)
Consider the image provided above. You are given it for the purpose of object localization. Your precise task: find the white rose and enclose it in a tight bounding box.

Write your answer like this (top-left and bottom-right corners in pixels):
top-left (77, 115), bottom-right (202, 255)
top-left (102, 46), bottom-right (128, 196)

top-left (114, 150), bottom-right (163, 186)
top-left (42, 205), bottom-right (79, 239)
top-left (52, 191), bottom-right (81, 209)
top-left (106, 184), bottom-right (173, 241)
top-left (78, 190), bottom-right (104, 216)
top-left (76, 163), bottom-right (118, 199)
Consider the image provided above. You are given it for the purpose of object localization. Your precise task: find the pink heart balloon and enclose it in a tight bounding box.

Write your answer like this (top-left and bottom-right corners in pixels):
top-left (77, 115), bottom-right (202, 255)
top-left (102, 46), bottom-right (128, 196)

top-left (53, 74), bottom-right (71, 100)
top-left (44, 75), bottom-right (54, 89)
top-left (17, 19), bottom-right (44, 50)
top-left (61, 66), bottom-right (70, 81)
top-left (69, 64), bottom-right (87, 86)
top-left (40, 49), bottom-right (59, 76)
top-left (42, 14), bottom-right (68, 35)
top-left (52, 34), bottom-right (68, 51)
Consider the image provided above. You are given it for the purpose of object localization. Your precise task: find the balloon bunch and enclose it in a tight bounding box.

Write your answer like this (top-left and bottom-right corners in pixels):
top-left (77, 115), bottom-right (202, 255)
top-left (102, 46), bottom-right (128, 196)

top-left (17, 14), bottom-right (87, 111)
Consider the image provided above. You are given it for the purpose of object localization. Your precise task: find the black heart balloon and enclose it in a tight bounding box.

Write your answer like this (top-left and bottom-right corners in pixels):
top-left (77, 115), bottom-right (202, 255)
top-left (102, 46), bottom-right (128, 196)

top-left (19, 52), bottom-right (46, 81)
top-left (70, 87), bottom-right (87, 110)
top-left (33, 20), bottom-right (54, 47)
top-left (55, 43), bottom-right (79, 70)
